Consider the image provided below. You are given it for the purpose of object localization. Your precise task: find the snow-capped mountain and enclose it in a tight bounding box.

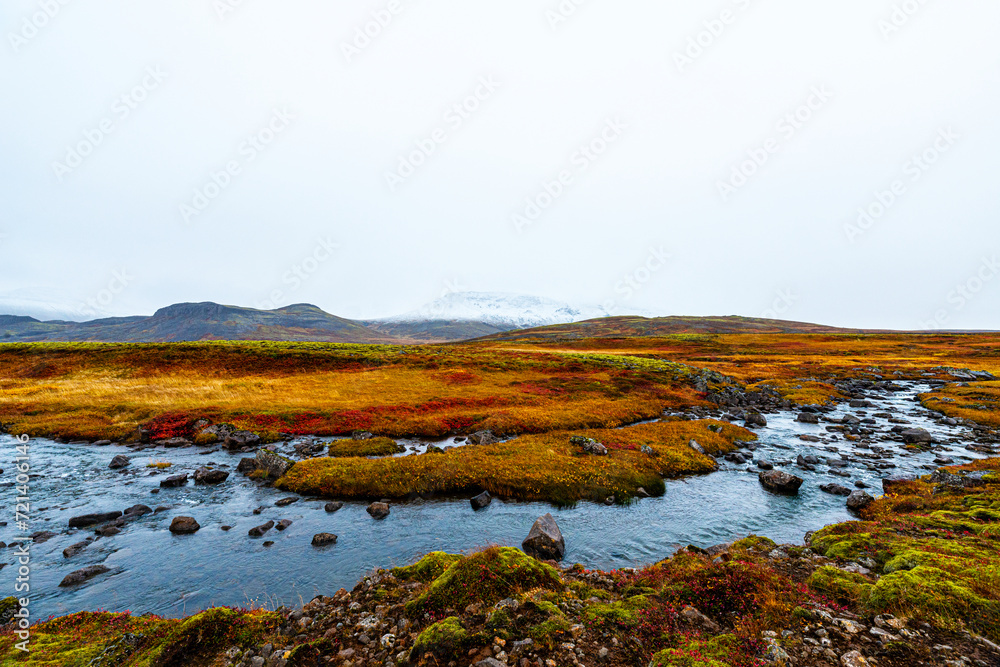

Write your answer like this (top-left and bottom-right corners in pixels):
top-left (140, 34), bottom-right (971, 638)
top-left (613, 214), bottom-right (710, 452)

top-left (382, 292), bottom-right (612, 330)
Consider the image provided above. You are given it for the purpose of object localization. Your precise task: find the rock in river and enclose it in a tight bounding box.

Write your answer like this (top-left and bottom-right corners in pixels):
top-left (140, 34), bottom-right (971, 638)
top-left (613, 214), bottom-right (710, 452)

top-left (194, 467), bottom-right (230, 485)
top-left (275, 497), bottom-right (299, 507)
top-left (108, 455), bottom-right (130, 469)
top-left (275, 519), bottom-right (293, 531)
top-left (160, 474), bottom-right (189, 488)
top-left (312, 533), bottom-right (338, 547)
top-left (522, 513), bottom-right (565, 561)
top-left (59, 565), bottom-right (110, 587)
top-left (256, 449), bottom-right (293, 479)
top-left (367, 502), bottom-right (390, 520)
top-left (901, 428), bottom-right (933, 444)
top-left (471, 491), bottom-right (492, 510)
top-left (324, 502), bottom-right (344, 513)
top-left (819, 483), bottom-right (852, 497)
top-left (68, 511), bottom-right (123, 528)
top-left (795, 412), bottom-right (819, 424)
top-left (249, 521), bottom-right (275, 537)
top-left (744, 412), bottom-right (767, 427)
top-left (758, 470), bottom-right (804, 494)
top-left (169, 516), bottom-right (201, 534)
top-left (236, 457), bottom-right (258, 474)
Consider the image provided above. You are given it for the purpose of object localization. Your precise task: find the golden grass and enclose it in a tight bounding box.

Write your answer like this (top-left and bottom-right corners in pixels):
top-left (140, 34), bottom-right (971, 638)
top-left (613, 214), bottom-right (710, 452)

top-left (277, 420), bottom-right (753, 505)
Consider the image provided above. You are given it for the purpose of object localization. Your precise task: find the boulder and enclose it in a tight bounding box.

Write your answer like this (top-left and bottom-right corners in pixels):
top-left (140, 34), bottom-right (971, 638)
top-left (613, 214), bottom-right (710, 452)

top-left (758, 470), bottom-right (804, 494)
top-left (68, 512), bottom-right (123, 528)
top-left (570, 436), bottom-right (608, 456)
top-left (109, 455), bottom-right (130, 469)
top-left (160, 474), bottom-right (188, 488)
top-left (255, 449), bottom-right (293, 479)
top-left (756, 460), bottom-right (774, 470)
top-left (95, 526), bottom-right (121, 537)
top-left (169, 517), bottom-right (200, 534)
top-left (159, 437), bottom-right (192, 448)
top-left (275, 519), bottom-right (293, 531)
top-left (123, 504), bottom-right (152, 518)
top-left (367, 502), bottom-right (390, 520)
top-left (324, 502), bottom-right (344, 513)
top-left (59, 565), bottom-right (110, 587)
top-left (193, 467), bottom-right (229, 485)
top-left (471, 491), bottom-right (492, 510)
top-left (224, 430), bottom-right (261, 450)
top-left (744, 412), bottom-right (767, 427)
top-left (819, 483), bottom-right (852, 497)
top-left (521, 513), bottom-right (565, 560)
top-left (92, 440), bottom-right (113, 447)
top-left (236, 458), bottom-right (259, 474)
top-left (846, 490), bottom-right (875, 512)
top-left (688, 439), bottom-right (705, 455)
top-left (312, 533), bottom-right (338, 547)
top-left (249, 521), bottom-right (275, 537)
top-left (796, 412), bottom-right (819, 424)
top-left (901, 428), bottom-right (933, 444)
top-left (467, 430), bottom-right (500, 445)
top-left (274, 497), bottom-right (299, 507)
top-left (62, 540), bottom-right (93, 558)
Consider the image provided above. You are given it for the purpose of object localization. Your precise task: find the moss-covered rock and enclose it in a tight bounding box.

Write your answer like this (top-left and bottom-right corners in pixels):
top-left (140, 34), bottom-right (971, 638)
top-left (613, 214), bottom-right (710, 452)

top-left (409, 616), bottom-right (473, 661)
top-left (390, 551), bottom-right (463, 583)
top-left (405, 547), bottom-right (562, 616)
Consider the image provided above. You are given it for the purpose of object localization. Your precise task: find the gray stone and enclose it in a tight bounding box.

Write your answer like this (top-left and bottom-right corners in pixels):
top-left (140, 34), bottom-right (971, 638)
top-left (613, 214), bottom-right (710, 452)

top-left (159, 474), bottom-right (189, 488)
top-left (846, 490), bottom-right (875, 512)
top-left (109, 455), bottom-right (130, 469)
top-left (471, 491), bottom-right (492, 510)
top-left (522, 513), bottom-right (565, 560)
top-left (901, 428), bottom-right (933, 444)
top-left (59, 565), bottom-right (110, 587)
top-left (324, 502), bottom-right (344, 513)
top-left (193, 467), bottom-right (229, 485)
top-left (367, 502), bottom-right (390, 519)
top-left (758, 470), bottom-right (803, 494)
top-left (819, 483), bottom-right (852, 496)
top-left (255, 449), bottom-right (293, 479)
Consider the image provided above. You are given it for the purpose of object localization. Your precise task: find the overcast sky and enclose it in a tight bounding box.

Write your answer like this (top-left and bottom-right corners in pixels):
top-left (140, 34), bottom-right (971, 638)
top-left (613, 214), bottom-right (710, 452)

top-left (2, 0), bottom-right (999, 329)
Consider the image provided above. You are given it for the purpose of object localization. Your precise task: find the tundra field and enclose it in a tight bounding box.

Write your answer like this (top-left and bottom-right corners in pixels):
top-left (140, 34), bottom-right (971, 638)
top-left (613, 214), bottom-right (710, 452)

top-left (1, 333), bottom-right (1000, 666)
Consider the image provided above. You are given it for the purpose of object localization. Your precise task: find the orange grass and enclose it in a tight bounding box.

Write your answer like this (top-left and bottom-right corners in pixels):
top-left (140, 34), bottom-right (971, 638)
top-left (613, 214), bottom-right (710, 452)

top-left (0, 342), bottom-right (705, 441)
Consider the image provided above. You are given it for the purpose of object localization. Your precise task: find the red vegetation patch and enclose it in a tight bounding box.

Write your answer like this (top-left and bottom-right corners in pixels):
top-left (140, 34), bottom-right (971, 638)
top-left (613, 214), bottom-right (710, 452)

top-left (145, 412), bottom-right (197, 440)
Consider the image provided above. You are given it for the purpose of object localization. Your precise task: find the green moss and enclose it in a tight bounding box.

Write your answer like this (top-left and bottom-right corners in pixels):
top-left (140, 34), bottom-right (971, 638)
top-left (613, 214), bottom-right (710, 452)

top-left (583, 595), bottom-right (649, 629)
top-left (867, 565), bottom-right (1000, 635)
top-left (648, 635), bottom-right (740, 666)
top-left (391, 552), bottom-right (463, 583)
top-left (328, 436), bottom-right (404, 458)
top-left (731, 535), bottom-right (776, 553)
top-left (405, 547), bottom-right (562, 616)
top-left (0, 597), bottom-right (19, 625)
top-left (485, 607), bottom-right (513, 635)
top-left (807, 566), bottom-right (872, 605)
top-left (409, 617), bottom-right (472, 661)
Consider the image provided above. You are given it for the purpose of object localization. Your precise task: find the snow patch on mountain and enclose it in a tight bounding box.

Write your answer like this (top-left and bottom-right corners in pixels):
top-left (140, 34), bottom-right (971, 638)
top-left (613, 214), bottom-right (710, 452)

top-left (382, 292), bottom-right (617, 330)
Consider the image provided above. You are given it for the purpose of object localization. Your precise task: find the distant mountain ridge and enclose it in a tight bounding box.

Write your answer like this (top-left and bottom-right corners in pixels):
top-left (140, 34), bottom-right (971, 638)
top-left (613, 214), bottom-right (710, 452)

top-left (0, 296), bottom-right (949, 345)
top-left (479, 315), bottom-right (864, 341)
top-left (0, 302), bottom-right (403, 344)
